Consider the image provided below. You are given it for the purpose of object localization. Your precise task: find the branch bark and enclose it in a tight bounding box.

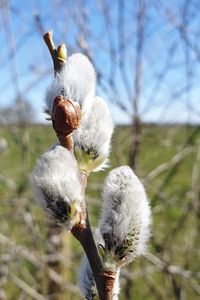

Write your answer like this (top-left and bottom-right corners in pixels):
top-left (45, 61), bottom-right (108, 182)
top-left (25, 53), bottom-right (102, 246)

top-left (71, 169), bottom-right (116, 299)
top-left (72, 214), bottom-right (116, 300)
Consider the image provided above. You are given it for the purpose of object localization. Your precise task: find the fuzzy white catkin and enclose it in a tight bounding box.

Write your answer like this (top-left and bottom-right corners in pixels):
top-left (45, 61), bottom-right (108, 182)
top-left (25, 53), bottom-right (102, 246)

top-left (30, 144), bottom-right (82, 229)
top-left (74, 96), bottom-right (114, 172)
top-left (45, 53), bottom-right (96, 114)
top-left (100, 166), bottom-right (151, 265)
top-left (78, 255), bottom-right (96, 300)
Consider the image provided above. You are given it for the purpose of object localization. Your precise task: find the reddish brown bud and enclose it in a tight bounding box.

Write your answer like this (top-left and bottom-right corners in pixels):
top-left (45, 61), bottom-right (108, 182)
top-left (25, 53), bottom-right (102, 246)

top-left (51, 95), bottom-right (81, 149)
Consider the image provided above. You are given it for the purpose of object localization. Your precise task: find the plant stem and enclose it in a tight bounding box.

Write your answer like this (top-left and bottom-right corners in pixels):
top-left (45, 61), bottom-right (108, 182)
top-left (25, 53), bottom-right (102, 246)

top-left (72, 170), bottom-right (116, 300)
top-left (71, 213), bottom-right (116, 300)
top-left (43, 31), bottom-right (116, 299)
top-left (43, 31), bottom-right (65, 75)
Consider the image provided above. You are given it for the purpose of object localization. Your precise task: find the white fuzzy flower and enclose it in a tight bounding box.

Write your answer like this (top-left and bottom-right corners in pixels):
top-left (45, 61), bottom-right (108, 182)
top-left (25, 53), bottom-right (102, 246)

top-left (74, 96), bottom-right (114, 173)
top-left (78, 255), bottom-right (96, 300)
top-left (99, 166), bottom-right (151, 266)
top-left (30, 144), bottom-right (82, 229)
top-left (45, 53), bottom-right (96, 114)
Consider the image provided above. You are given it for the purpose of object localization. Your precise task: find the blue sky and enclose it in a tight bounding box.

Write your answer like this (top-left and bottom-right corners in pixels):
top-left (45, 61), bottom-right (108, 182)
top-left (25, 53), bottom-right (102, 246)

top-left (0, 0), bottom-right (200, 124)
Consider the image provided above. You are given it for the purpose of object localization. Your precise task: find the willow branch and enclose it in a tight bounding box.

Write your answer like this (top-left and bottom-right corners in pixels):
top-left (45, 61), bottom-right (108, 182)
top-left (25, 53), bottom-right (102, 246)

top-left (43, 31), bottom-right (116, 300)
top-left (71, 170), bottom-right (116, 300)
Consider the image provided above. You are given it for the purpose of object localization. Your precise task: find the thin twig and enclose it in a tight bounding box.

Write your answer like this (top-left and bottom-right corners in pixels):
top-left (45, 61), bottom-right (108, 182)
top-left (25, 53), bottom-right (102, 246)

top-left (71, 171), bottom-right (116, 300)
top-left (43, 31), bottom-right (66, 74)
top-left (0, 232), bottom-right (81, 295)
top-left (145, 252), bottom-right (200, 280)
top-left (145, 146), bottom-right (193, 182)
top-left (12, 276), bottom-right (47, 300)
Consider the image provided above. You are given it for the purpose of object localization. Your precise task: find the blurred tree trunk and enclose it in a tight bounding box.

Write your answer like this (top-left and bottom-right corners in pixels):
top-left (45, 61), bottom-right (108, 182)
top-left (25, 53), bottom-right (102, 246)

top-left (129, 0), bottom-right (145, 172)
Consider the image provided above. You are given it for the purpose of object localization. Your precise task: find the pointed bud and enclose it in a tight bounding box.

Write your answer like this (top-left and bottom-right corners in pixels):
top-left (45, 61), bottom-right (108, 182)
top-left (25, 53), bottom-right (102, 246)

top-left (51, 95), bottom-right (81, 149)
top-left (57, 44), bottom-right (67, 61)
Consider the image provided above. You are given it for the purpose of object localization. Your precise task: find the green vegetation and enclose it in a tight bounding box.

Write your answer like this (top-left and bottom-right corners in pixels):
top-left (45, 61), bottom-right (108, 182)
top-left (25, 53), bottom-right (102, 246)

top-left (0, 124), bottom-right (199, 299)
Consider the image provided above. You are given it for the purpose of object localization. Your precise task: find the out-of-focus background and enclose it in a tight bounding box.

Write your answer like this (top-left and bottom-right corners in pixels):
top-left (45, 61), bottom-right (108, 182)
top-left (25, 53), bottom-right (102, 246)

top-left (0, 0), bottom-right (199, 299)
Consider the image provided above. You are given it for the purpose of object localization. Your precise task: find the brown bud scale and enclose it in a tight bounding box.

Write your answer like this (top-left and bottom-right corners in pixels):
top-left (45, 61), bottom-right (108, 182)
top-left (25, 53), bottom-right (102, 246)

top-left (51, 95), bottom-right (81, 148)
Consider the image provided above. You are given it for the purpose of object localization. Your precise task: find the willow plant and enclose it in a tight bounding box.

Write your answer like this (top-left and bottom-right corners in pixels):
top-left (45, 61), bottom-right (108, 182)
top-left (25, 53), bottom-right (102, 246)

top-left (31, 32), bottom-right (151, 300)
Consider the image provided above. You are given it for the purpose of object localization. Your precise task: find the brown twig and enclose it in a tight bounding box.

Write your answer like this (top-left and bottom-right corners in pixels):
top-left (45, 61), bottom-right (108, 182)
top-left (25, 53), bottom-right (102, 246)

top-left (72, 210), bottom-right (116, 300)
top-left (43, 31), bottom-right (66, 75)
top-left (72, 169), bottom-right (116, 300)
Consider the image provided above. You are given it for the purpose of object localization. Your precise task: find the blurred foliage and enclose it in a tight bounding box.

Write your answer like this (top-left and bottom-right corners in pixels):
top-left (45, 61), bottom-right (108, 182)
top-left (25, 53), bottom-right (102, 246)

top-left (0, 124), bottom-right (199, 299)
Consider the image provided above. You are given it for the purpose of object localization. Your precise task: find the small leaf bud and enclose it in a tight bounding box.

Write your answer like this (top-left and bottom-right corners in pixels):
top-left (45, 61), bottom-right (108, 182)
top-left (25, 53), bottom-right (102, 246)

top-left (57, 44), bottom-right (67, 61)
